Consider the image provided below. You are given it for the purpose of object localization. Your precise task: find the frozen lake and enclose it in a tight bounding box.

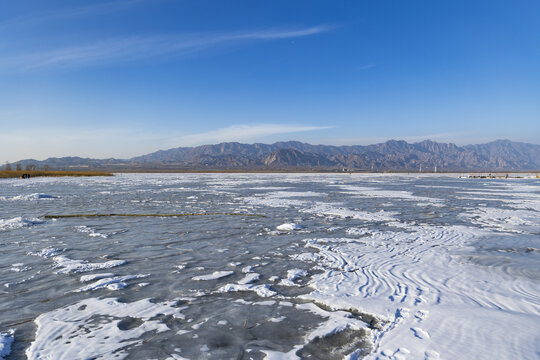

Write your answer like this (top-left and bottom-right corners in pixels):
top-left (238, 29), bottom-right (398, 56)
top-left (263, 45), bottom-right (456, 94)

top-left (1, 173), bottom-right (539, 360)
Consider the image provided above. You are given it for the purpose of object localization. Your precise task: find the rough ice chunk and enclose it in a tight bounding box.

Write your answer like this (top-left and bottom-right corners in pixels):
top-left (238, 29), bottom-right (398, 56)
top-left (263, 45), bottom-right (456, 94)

top-left (75, 274), bottom-right (149, 292)
top-left (237, 273), bottom-right (260, 285)
top-left (53, 256), bottom-right (127, 274)
top-left (276, 223), bottom-right (303, 231)
top-left (0, 217), bottom-right (44, 231)
top-left (192, 271), bottom-right (234, 281)
top-left (218, 283), bottom-right (277, 298)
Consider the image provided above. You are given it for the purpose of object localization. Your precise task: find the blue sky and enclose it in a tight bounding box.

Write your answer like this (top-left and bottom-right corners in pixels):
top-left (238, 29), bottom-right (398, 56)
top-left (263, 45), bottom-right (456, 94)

top-left (1, 0), bottom-right (539, 162)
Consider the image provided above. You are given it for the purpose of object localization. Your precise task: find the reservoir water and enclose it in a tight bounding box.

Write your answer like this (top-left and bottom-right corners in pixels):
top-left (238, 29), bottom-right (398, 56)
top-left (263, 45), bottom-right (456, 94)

top-left (1, 173), bottom-right (539, 359)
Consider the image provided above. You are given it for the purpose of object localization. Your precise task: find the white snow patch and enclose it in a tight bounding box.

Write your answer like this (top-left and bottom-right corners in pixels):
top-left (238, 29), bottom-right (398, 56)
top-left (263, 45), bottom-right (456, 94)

top-left (280, 269), bottom-right (308, 287)
top-left (253, 300), bottom-right (276, 306)
top-left (277, 223), bottom-right (303, 231)
top-left (242, 191), bottom-right (324, 208)
top-left (75, 274), bottom-right (149, 292)
top-left (291, 252), bottom-right (319, 262)
top-left (242, 265), bottom-right (256, 273)
top-left (335, 185), bottom-right (443, 205)
top-left (0, 217), bottom-right (44, 231)
top-left (287, 269), bottom-right (308, 281)
top-left (192, 271), bottom-right (234, 281)
top-left (295, 224), bottom-right (540, 360)
top-left (75, 225), bottom-right (108, 238)
top-left (10, 263), bottom-right (31, 272)
top-left (302, 204), bottom-right (398, 222)
top-left (218, 283), bottom-right (277, 298)
top-left (269, 316), bottom-right (286, 323)
top-left (28, 247), bottom-right (62, 258)
top-left (238, 273), bottom-right (260, 285)
top-left (346, 227), bottom-right (370, 236)
top-left (461, 207), bottom-right (539, 234)
top-left (53, 256), bottom-right (127, 274)
top-left (26, 297), bottom-right (185, 360)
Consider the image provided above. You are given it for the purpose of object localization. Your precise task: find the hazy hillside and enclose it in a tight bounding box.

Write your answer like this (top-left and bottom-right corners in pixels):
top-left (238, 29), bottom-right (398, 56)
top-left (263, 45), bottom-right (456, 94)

top-left (9, 139), bottom-right (540, 171)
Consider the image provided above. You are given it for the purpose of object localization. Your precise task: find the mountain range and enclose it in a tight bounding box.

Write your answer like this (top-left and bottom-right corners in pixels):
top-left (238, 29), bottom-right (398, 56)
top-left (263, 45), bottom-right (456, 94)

top-left (8, 139), bottom-right (540, 172)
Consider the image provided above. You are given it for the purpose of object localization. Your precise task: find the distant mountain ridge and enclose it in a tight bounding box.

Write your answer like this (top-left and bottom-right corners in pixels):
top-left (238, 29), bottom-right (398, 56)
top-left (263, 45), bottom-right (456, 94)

top-left (9, 139), bottom-right (540, 171)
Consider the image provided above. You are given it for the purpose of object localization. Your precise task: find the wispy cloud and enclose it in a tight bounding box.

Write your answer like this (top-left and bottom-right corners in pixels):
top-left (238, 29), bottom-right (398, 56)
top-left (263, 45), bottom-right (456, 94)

top-left (228, 26), bottom-right (332, 40)
top-left (2, 26), bottom-right (332, 71)
top-left (358, 63), bottom-right (376, 70)
top-left (173, 124), bottom-right (334, 147)
top-left (0, 0), bottom-right (147, 30)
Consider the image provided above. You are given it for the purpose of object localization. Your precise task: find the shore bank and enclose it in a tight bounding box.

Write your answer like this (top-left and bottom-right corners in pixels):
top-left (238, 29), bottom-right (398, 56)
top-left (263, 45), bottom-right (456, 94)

top-left (0, 171), bottom-right (113, 179)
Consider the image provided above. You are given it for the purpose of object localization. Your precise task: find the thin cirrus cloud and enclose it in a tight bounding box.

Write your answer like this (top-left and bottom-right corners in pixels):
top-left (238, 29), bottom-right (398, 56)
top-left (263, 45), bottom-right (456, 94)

top-left (0, 0), bottom-right (148, 30)
top-left (171, 124), bottom-right (334, 147)
top-left (3, 26), bottom-right (332, 71)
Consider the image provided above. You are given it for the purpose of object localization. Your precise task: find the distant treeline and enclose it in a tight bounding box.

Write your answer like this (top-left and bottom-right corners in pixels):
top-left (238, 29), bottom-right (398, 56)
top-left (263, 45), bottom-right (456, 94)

top-left (0, 170), bottom-right (113, 178)
top-left (3, 162), bottom-right (43, 171)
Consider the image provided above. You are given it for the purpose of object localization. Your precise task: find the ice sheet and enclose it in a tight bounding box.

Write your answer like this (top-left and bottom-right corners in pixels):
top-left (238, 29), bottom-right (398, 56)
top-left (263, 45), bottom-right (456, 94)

top-left (302, 203), bottom-right (398, 222)
top-left (26, 297), bottom-right (185, 360)
top-left (2, 173), bottom-right (538, 359)
top-left (334, 185), bottom-right (443, 205)
top-left (0, 217), bottom-right (44, 231)
top-left (53, 255), bottom-right (127, 274)
top-left (218, 283), bottom-right (277, 297)
top-left (295, 225), bottom-right (540, 359)
top-left (192, 271), bottom-right (234, 281)
top-left (75, 274), bottom-right (149, 292)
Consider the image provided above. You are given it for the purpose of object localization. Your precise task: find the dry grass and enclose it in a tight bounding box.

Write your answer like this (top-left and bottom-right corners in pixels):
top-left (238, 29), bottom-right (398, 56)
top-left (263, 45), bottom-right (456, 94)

top-left (0, 170), bottom-right (113, 178)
